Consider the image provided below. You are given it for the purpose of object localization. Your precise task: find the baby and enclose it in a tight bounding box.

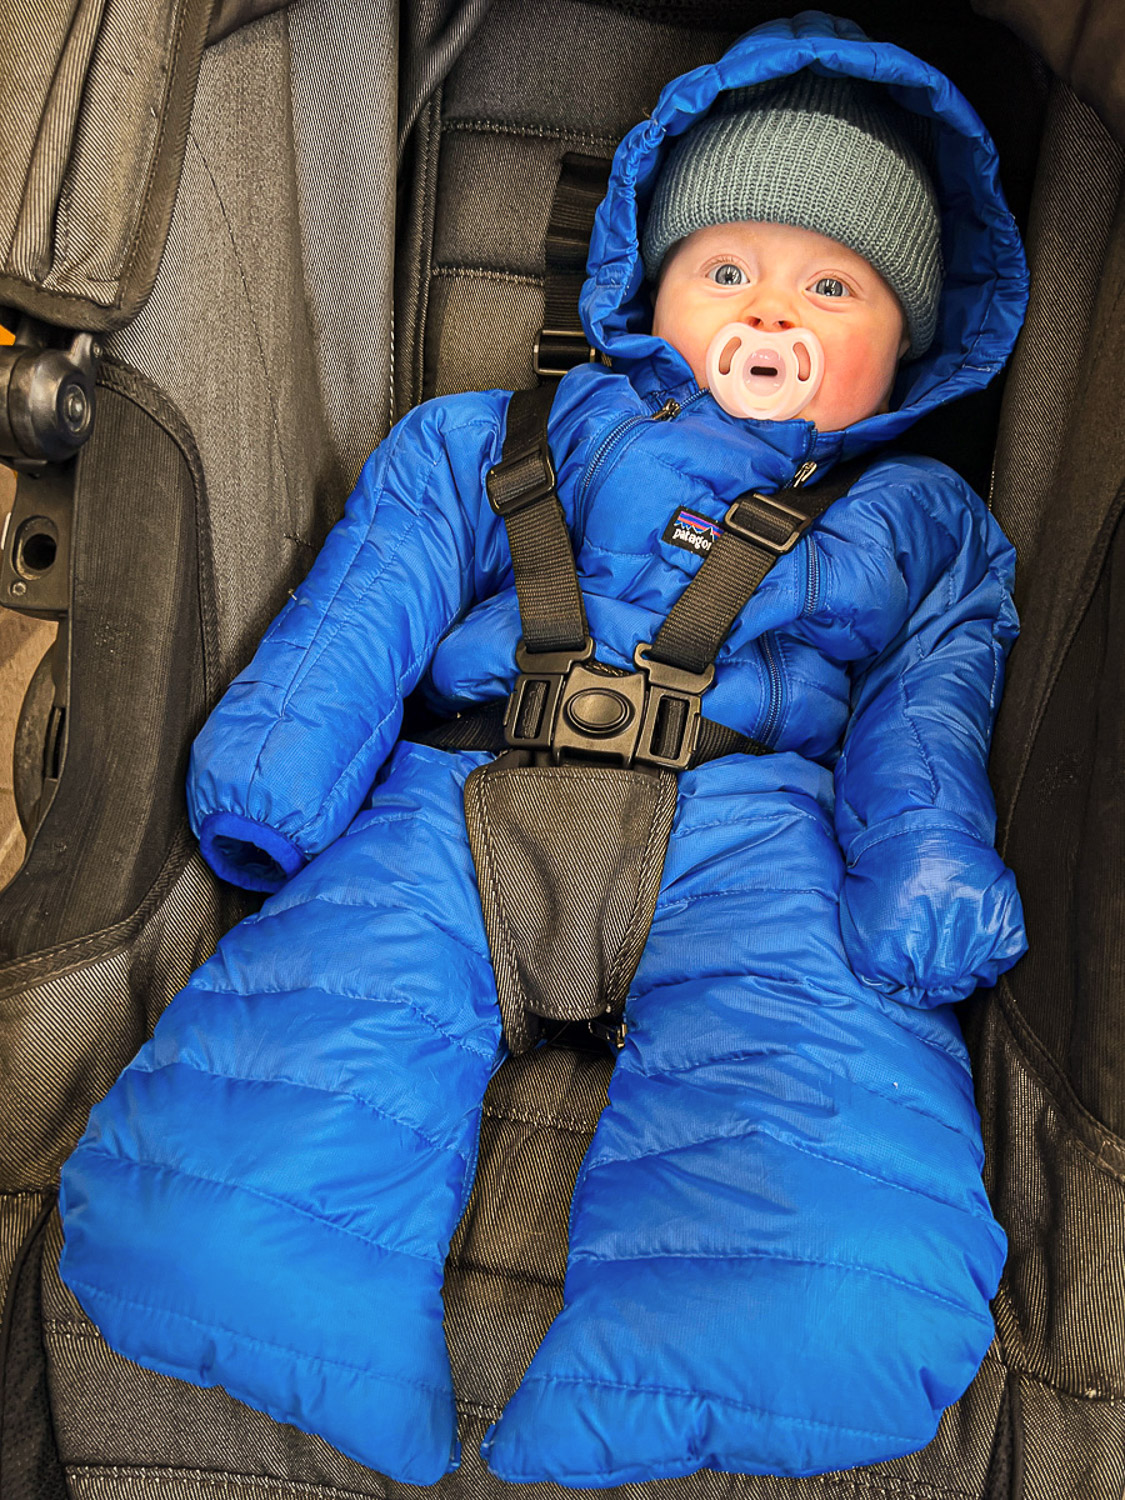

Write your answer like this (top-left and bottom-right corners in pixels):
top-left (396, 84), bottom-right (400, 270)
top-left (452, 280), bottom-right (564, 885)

top-left (60, 15), bottom-right (1029, 1492)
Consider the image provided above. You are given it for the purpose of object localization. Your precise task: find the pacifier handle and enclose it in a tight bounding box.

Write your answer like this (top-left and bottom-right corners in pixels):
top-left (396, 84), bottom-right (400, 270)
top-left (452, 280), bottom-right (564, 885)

top-left (705, 324), bottom-right (824, 422)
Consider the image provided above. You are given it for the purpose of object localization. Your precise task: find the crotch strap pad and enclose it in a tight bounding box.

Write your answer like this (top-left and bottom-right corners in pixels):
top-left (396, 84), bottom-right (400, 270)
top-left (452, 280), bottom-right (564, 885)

top-left (464, 761), bottom-right (678, 1053)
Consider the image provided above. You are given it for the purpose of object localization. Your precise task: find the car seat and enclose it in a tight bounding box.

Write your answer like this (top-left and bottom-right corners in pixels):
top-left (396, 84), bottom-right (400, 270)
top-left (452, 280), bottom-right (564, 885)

top-left (0, 2), bottom-right (1123, 1497)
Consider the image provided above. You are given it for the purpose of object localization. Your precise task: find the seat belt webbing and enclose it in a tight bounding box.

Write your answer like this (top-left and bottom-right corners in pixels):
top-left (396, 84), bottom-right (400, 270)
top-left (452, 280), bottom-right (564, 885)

top-left (649, 459), bottom-right (872, 676)
top-left (535, 153), bottom-right (613, 378)
top-left (487, 384), bottom-right (589, 655)
top-left (483, 386), bottom-right (872, 763)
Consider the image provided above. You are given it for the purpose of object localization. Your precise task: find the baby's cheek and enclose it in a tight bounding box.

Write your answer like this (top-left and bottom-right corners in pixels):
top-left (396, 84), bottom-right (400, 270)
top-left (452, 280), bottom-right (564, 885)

top-left (822, 339), bottom-right (894, 422)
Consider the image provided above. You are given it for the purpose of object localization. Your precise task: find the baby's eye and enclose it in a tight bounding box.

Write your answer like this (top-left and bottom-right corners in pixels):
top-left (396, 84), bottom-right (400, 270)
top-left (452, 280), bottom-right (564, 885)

top-left (811, 276), bottom-right (850, 298)
top-left (708, 262), bottom-right (746, 286)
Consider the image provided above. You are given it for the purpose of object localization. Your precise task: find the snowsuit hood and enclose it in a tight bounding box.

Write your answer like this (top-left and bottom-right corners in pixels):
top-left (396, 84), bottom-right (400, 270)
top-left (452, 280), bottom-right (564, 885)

top-left (580, 10), bottom-right (1029, 465)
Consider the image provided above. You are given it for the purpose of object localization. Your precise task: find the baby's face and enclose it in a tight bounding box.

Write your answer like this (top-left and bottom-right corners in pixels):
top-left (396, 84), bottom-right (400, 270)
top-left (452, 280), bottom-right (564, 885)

top-left (651, 220), bottom-right (910, 431)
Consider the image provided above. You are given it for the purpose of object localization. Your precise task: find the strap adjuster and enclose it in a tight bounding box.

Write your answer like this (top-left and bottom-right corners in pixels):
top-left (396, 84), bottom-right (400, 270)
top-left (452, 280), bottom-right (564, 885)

top-left (724, 492), bottom-right (810, 556)
top-left (486, 443), bottom-right (558, 519)
top-left (533, 329), bottom-right (596, 379)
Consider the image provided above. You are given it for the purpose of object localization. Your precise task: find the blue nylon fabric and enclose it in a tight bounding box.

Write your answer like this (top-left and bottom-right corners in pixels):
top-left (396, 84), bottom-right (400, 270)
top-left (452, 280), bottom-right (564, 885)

top-left (60, 9), bottom-right (1029, 1486)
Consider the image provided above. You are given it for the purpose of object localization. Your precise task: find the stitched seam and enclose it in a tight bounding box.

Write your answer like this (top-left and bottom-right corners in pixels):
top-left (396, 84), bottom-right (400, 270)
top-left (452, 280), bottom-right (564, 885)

top-left (433, 264), bottom-right (542, 286)
top-left (658, 884), bottom-right (834, 909)
top-left (78, 1144), bottom-right (444, 1266)
top-left (897, 668), bottom-right (940, 801)
top-left (132, 1055), bottom-right (470, 1161)
top-left (627, 973), bottom-right (972, 1068)
top-left (481, 1103), bottom-right (599, 1135)
top-left (671, 804), bottom-right (831, 837)
top-left (187, 980), bottom-right (494, 1063)
top-left (64, 1466), bottom-right (384, 1500)
top-left (579, 534), bottom-right (658, 562)
top-left (469, 769), bottom-right (528, 1042)
top-left (606, 776), bottom-right (677, 1000)
top-left (629, 970), bottom-right (856, 1003)
top-left (237, 415), bottom-right (423, 820)
top-left (187, 134), bottom-right (293, 520)
top-left (669, 812), bottom-right (833, 839)
top-left (442, 117), bottom-right (620, 150)
top-left (584, 1120), bottom-right (994, 1225)
top-left (640, 1048), bottom-right (977, 1147)
top-left (511, 1372), bottom-right (920, 1447)
top-left (848, 821), bottom-right (983, 863)
top-left (244, 413), bottom-right (497, 845)
top-left (62, 1276), bottom-right (447, 1393)
top-left (567, 1247), bottom-right (991, 1321)
top-left (252, 890), bottom-right (490, 965)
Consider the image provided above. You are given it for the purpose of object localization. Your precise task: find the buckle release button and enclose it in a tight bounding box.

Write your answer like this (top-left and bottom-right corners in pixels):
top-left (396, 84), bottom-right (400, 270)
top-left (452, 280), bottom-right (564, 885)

top-left (564, 688), bottom-right (634, 737)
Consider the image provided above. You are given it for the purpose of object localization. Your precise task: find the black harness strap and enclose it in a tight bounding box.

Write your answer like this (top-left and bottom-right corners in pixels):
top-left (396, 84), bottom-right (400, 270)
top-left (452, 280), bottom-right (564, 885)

top-left (649, 461), bottom-right (871, 676)
top-left (428, 387), bottom-right (872, 766)
top-left (534, 153), bottom-right (613, 379)
top-left (486, 383), bottom-right (590, 655)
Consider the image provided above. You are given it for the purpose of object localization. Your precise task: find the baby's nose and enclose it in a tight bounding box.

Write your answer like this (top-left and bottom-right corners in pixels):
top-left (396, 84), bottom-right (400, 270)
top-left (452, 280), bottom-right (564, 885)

top-left (742, 310), bottom-right (797, 332)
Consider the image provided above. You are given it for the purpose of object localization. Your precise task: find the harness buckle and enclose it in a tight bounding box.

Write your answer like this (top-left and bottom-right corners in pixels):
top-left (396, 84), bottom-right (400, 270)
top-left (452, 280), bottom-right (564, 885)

top-left (724, 491), bottom-right (809, 556)
top-left (587, 1011), bottom-right (629, 1049)
top-left (633, 643), bottom-right (714, 771)
top-left (504, 642), bottom-right (717, 770)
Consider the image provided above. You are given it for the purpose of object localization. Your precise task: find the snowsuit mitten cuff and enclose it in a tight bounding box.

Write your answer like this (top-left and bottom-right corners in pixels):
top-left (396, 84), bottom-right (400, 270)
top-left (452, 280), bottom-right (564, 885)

top-left (840, 814), bottom-right (1027, 1007)
top-left (197, 811), bottom-right (307, 892)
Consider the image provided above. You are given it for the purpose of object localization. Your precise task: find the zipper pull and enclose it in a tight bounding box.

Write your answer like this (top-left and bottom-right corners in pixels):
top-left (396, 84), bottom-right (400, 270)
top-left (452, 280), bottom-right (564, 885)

top-left (790, 460), bottom-right (818, 488)
top-left (652, 398), bottom-right (680, 421)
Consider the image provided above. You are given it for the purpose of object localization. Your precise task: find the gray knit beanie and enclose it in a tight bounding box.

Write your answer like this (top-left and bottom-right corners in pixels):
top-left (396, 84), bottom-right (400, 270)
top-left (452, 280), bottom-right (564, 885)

top-left (642, 72), bottom-right (943, 359)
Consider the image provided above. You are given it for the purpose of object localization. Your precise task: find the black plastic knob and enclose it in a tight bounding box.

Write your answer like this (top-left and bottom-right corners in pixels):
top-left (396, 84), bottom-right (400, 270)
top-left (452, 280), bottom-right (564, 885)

top-left (563, 688), bottom-right (633, 736)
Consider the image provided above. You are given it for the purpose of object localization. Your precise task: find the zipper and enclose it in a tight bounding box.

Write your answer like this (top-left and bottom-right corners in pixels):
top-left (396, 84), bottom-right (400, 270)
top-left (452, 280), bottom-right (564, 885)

top-left (804, 533), bottom-right (821, 616)
top-left (577, 389), bottom-right (706, 507)
top-left (758, 631), bottom-right (785, 746)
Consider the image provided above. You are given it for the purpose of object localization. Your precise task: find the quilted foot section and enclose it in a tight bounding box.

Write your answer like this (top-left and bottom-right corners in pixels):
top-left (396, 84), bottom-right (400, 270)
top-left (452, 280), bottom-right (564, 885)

top-left (480, 1235), bottom-right (994, 1485)
top-left (61, 1126), bottom-right (463, 1485)
top-left (482, 1351), bottom-right (935, 1488)
top-left (483, 1011), bottom-right (1004, 1485)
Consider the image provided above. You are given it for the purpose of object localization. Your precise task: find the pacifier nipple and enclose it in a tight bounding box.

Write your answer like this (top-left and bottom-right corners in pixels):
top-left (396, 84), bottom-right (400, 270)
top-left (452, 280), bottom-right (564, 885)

top-left (705, 324), bottom-right (824, 422)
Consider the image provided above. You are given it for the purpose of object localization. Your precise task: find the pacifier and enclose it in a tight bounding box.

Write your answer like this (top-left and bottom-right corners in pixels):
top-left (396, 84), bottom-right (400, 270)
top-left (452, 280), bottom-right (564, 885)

top-left (704, 323), bottom-right (824, 421)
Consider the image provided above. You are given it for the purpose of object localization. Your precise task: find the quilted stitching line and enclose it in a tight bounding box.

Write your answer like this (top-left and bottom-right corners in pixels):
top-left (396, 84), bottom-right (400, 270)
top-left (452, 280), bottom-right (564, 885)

top-left (133, 1054), bottom-right (472, 1161)
top-left (657, 884), bottom-right (834, 908)
top-left (583, 1119), bottom-right (996, 1225)
top-left (566, 1246), bottom-right (993, 1322)
top-left (638, 1049), bottom-right (979, 1147)
top-left (79, 1144), bottom-right (445, 1266)
top-left (627, 970), bottom-right (856, 1004)
top-left (510, 1371), bottom-right (921, 1447)
top-left (239, 418), bottom-right (421, 792)
top-left (255, 890), bottom-right (491, 964)
top-left (247, 414), bottom-right (498, 845)
top-left (187, 980), bottom-right (495, 1064)
top-left (63, 1275), bottom-right (448, 1394)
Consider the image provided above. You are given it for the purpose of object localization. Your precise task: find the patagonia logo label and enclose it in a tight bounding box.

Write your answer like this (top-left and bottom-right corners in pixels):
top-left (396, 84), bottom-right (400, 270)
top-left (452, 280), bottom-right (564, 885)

top-left (663, 507), bottom-right (723, 556)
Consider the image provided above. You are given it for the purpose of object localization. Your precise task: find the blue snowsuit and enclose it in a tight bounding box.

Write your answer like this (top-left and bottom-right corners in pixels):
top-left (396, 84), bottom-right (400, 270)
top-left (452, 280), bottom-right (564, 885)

top-left (59, 11), bottom-right (1029, 1490)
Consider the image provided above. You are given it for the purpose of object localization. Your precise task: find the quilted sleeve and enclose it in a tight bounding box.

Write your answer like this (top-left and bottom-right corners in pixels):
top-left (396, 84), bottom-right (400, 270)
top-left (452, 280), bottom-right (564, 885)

top-left (831, 463), bottom-right (1027, 1007)
top-left (187, 392), bottom-right (511, 891)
